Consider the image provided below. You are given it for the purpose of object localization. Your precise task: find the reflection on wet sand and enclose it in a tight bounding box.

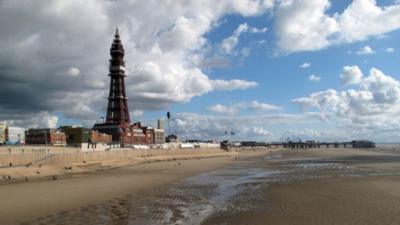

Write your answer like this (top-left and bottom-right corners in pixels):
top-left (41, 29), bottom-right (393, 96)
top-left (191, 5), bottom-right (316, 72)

top-left (22, 148), bottom-right (400, 225)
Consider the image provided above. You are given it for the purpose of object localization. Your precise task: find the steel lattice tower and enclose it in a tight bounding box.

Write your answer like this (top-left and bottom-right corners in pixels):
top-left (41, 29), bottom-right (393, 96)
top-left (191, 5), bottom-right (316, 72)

top-left (105, 29), bottom-right (131, 124)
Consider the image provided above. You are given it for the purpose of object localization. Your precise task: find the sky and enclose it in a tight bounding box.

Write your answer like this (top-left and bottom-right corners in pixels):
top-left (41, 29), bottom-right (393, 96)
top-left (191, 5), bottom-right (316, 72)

top-left (1, 0), bottom-right (400, 142)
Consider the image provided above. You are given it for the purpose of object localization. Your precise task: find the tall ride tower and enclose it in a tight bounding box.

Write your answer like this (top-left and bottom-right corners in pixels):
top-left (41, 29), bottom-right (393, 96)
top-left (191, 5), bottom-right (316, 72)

top-left (93, 29), bottom-right (132, 144)
top-left (106, 29), bottom-right (131, 124)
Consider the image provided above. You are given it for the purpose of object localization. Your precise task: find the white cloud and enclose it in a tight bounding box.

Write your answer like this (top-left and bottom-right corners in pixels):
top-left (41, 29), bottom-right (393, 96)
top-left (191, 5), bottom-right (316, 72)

top-left (274, 0), bottom-right (400, 53)
top-left (220, 23), bottom-right (268, 55)
top-left (293, 66), bottom-right (400, 138)
top-left (249, 26), bottom-right (268, 33)
top-left (173, 112), bottom-right (322, 141)
top-left (247, 100), bottom-right (281, 111)
top-left (337, 0), bottom-right (400, 43)
top-left (249, 127), bottom-right (271, 136)
top-left (300, 62), bottom-right (311, 68)
top-left (356, 45), bottom-right (375, 55)
top-left (221, 23), bottom-right (249, 55)
top-left (208, 104), bottom-right (237, 115)
top-left (308, 74), bottom-right (321, 82)
top-left (386, 47), bottom-right (395, 53)
top-left (340, 65), bottom-right (363, 85)
top-left (275, 0), bottom-right (339, 53)
top-left (208, 100), bottom-right (281, 115)
top-left (211, 79), bottom-right (258, 91)
top-left (66, 67), bottom-right (80, 77)
top-left (2, 111), bottom-right (59, 129)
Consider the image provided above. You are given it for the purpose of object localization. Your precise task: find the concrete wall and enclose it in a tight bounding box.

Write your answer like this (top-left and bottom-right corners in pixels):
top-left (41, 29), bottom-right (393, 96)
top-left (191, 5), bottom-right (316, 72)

top-left (80, 143), bottom-right (109, 152)
top-left (0, 147), bottom-right (226, 166)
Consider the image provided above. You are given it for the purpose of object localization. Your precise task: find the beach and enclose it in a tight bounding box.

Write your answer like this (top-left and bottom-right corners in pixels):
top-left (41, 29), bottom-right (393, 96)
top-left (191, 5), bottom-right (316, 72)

top-left (1, 147), bottom-right (400, 225)
top-left (203, 148), bottom-right (400, 225)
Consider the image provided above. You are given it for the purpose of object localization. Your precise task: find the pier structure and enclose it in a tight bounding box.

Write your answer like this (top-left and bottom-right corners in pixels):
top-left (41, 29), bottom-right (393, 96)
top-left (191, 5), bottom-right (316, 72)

top-left (279, 140), bottom-right (375, 149)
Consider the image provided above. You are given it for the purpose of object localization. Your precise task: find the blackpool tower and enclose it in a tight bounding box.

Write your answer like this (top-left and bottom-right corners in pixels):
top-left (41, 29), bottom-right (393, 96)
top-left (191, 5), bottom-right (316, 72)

top-left (105, 28), bottom-right (130, 124)
top-left (93, 29), bottom-right (132, 143)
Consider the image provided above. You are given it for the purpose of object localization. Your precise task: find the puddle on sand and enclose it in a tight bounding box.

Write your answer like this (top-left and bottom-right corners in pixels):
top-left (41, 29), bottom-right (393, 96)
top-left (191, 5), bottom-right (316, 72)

top-left (177, 168), bottom-right (281, 224)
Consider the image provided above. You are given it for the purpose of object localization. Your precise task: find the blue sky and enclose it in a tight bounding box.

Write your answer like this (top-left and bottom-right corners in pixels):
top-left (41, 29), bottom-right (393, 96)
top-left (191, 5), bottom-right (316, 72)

top-left (140, 2), bottom-right (400, 142)
top-left (2, 0), bottom-right (400, 142)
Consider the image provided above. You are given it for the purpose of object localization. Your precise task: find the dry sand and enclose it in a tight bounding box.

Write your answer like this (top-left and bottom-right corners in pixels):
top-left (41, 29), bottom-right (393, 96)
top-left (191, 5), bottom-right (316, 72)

top-left (0, 147), bottom-right (239, 184)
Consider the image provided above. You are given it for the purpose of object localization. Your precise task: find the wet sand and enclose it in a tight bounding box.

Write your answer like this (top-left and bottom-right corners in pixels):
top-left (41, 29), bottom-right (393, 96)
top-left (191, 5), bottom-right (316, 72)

top-left (0, 150), bottom-right (268, 225)
top-left (0, 156), bottom-right (223, 224)
top-left (2, 148), bottom-right (400, 225)
top-left (203, 148), bottom-right (400, 225)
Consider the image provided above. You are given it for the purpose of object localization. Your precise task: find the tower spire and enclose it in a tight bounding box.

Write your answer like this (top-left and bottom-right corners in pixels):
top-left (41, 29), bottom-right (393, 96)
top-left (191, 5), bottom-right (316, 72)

top-left (115, 27), bottom-right (119, 38)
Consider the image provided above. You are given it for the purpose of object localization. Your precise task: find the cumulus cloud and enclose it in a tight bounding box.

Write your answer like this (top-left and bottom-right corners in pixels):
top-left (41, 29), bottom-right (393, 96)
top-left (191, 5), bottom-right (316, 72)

top-left (275, 0), bottom-right (339, 53)
top-left (340, 65), bottom-right (363, 85)
top-left (356, 45), bottom-right (375, 55)
top-left (293, 66), bottom-right (400, 136)
top-left (308, 74), bottom-right (321, 82)
top-left (0, 111), bottom-right (59, 129)
top-left (0, 0), bottom-right (272, 128)
top-left (173, 112), bottom-right (321, 141)
top-left (274, 0), bottom-right (400, 53)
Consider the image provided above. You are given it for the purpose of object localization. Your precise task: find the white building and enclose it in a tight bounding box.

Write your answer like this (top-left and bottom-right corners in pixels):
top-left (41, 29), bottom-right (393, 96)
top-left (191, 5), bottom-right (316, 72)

top-left (7, 126), bottom-right (25, 144)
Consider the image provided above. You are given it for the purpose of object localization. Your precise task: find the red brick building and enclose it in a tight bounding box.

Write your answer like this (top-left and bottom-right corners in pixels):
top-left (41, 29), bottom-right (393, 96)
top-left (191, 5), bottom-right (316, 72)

top-left (90, 130), bottom-right (112, 144)
top-left (25, 128), bottom-right (66, 146)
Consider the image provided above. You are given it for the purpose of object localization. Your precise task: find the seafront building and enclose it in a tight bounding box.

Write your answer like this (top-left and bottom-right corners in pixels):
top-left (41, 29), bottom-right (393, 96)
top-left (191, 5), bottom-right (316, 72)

top-left (60, 126), bottom-right (113, 151)
top-left (0, 124), bottom-right (25, 145)
top-left (6, 126), bottom-right (25, 145)
top-left (25, 128), bottom-right (66, 146)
